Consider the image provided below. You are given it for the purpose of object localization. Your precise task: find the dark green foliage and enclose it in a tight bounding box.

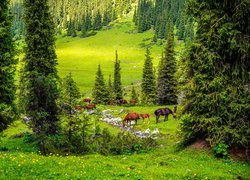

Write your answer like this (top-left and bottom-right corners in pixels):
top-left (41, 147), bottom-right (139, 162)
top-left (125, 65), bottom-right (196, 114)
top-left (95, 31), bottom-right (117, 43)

top-left (177, 15), bottom-right (185, 40)
top-left (92, 65), bottom-right (109, 104)
top-left (181, 0), bottom-right (250, 148)
top-left (184, 17), bottom-right (194, 43)
top-left (93, 10), bottom-right (102, 30)
top-left (0, 0), bottom-right (17, 132)
top-left (141, 48), bottom-right (156, 104)
top-left (131, 85), bottom-right (138, 102)
top-left (61, 73), bottom-right (80, 105)
top-left (22, 0), bottom-right (59, 138)
top-left (137, 0), bottom-right (154, 33)
top-left (94, 129), bottom-right (157, 156)
top-left (113, 51), bottom-right (123, 100)
top-left (213, 143), bottom-right (229, 158)
top-left (107, 74), bottom-right (114, 100)
top-left (156, 32), bottom-right (177, 105)
top-left (133, 6), bottom-right (138, 25)
top-left (42, 114), bottom-right (92, 154)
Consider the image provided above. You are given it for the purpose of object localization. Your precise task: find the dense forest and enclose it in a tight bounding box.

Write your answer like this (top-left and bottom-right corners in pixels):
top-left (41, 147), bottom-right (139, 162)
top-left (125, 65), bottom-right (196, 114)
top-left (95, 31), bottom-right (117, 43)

top-left (0, 0), bottom-right (249, 178)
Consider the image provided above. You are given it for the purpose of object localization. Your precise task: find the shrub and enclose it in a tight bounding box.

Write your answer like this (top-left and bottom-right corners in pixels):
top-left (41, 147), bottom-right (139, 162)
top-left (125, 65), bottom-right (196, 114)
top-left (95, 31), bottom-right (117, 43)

top-left (213, 143), bottom-right (229, 158)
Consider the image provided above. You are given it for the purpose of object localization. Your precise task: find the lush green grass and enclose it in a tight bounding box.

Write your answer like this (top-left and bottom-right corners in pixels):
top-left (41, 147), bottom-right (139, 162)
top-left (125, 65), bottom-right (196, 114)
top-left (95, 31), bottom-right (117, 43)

top-left (55, 15), bottom-right (184, 95)
top-left (1, 105), bottom-right (249, 179)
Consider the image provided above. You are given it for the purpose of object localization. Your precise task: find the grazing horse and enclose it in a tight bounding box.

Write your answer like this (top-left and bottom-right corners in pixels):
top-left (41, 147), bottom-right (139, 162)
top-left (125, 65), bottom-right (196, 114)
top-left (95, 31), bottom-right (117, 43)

top-left (74, 105), bottom-right (83, 111)
top-left (129, 99), bottom-right (137, 105)
top-left (83, 98), bottom-right (91, 104)
top-left (140, 114), bottom-right (150, 124)
top-left (154, 106), bottom-right (177, 123)
top-left (123, 112), bottom-right (140, 127)
top-left (119, 99), bottom-right (128, 105)
top-left (85, 103), bottom-right (96, 111)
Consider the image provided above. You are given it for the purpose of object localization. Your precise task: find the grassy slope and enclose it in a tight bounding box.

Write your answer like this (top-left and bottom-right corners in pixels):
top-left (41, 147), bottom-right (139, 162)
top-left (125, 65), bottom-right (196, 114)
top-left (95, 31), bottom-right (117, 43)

top-left (1, 105), bottom-right (249, 179)
top-left (56, 14), bottom-right (184, 95)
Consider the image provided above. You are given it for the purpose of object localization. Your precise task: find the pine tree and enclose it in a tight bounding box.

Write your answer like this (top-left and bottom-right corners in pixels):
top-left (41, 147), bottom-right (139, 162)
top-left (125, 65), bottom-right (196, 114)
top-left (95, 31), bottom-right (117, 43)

top-left (181, 0), bottom-right (250, 148)
top-left (93, 10), bottom-right (102, 30)
top-left (92, 65), bottom-right (109, 104)
top-left (177, 15), bottom-right (185, 40)
top-left (107, 74), bottom-right (113, 100)
top-left (67, 19), bottom-right (72, 36)
top-left (156, 32), bottom-right (177, 105)
top-left (0, 0), bottom-right (17, 132)
top-left (141, 48), bottom-right (156, 104)
top-left (71, 20), bottom-right (77, 37)
top-left (61, 73), bottom-right (80, 141)
top-left (22, 0), bottom-right (59, 140)
top-left (113, 51), bottom-right (123, 100)
top-left (133, 6), bottom-right (138, 25)
top-left (131, 85), bottom-right (138, 102)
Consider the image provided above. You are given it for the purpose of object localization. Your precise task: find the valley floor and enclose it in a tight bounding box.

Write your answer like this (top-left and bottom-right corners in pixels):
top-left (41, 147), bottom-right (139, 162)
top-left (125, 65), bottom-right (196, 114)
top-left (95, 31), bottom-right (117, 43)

top-left (0, 105), bottom-right (249, 179)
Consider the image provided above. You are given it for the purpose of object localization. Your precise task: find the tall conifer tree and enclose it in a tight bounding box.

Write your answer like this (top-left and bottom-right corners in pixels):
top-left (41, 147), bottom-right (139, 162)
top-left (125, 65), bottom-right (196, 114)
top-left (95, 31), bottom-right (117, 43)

top-left (92, 65), bottom-right (109, 104)
top-left (113, 51), bottom-right (123, 100)
top-left (156, 32), bottom-right (177, 105)
top-left (23, 0), bottom-right (59, 138)
top-left (0, 0), bottom-right (17, 132)
top-left (141, 48), bottom-right (156, 104)
top-left (181, 0), bottom-right (250, 148)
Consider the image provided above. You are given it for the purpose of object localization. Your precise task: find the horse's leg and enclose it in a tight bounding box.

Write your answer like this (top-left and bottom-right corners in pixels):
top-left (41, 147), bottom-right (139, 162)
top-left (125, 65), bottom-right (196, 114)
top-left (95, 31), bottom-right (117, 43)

top-left (164, 115), bottom-right (168, 122)
top-left (156, 115), bottom-right (159, 123)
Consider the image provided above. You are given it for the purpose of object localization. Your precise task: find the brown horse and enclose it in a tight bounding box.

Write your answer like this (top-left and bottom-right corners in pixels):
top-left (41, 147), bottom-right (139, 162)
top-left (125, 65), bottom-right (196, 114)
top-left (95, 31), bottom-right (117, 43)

top-left (140, 114), bottom-right (150, 124)
top-left (74, 105), bottom-right (83, 111)
top-left (154, 106), bottom-right (177, 123)
top-left (85, 103), bottom-right (96, 111)
top-left (129, 99), bottom-right (137, 105)
top-left (83, 98), bottom-right (91, 104)
top-left (123, 112), bottom-right (140, 127)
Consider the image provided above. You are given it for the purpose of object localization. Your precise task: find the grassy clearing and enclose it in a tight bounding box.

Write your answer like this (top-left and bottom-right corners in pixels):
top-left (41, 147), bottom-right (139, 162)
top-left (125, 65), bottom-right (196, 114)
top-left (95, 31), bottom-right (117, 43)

top-left (1, 105), bottom-right (249, 179)
top-left (55, 15), bottom-right (184, 95)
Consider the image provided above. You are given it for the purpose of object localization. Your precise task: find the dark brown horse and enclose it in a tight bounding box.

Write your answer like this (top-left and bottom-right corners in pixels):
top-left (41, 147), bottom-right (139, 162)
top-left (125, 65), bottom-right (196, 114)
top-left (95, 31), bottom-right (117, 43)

top-left (154, 106), bottom-right (177, 123)
top-left (123, 112), bottom-right (140, 127)
top-left (85, 103), bottom-right (96, 111)
top-left (119, 99), bottom-right (128, 105)
top-left (83, 98), bottom-right (91, 104)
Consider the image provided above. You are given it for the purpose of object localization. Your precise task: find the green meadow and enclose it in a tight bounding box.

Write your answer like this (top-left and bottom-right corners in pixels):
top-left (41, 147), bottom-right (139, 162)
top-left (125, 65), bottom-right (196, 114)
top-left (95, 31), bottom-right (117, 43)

top-left (56, 15), bottom-right (184, 95)
top-left (1, 105), bottom-right (249, 179)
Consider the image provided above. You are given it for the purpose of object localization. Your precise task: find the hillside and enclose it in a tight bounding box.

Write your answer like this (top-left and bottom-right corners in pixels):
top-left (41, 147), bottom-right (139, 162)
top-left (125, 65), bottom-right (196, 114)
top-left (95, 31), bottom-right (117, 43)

top-left (56, 14), bottom-right (184, 95)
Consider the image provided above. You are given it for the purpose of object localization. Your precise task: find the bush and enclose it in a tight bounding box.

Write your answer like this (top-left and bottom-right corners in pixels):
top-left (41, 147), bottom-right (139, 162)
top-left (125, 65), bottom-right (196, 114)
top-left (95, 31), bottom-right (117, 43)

top-left (213, 143), bottom-right (229, 158)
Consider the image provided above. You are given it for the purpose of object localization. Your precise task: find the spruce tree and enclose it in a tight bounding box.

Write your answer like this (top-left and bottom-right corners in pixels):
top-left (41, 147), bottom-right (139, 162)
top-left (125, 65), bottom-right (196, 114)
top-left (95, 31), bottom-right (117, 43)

top-left (0, 0), bottom-right (17, 132)
top-left (93, 10), bottom-right (102, 30)
top-left (23, 0), bottom-right (59, 138)
top-left (131, 85), bottom-right (138, 102)
top-left (181, 0), bottom-right (250, 148)
top-left (107, 74), bottom-right (113, 100)
top-left (113, 51), bottom-right (123, 100)
top-left (156, 32), bottom-right (177, 105)
top-left (141, 48), bottom-right (156, 104)
top-left (60, 73), bottom-right (81, 141)
top-left (92, 65), bottom-right (109, 104)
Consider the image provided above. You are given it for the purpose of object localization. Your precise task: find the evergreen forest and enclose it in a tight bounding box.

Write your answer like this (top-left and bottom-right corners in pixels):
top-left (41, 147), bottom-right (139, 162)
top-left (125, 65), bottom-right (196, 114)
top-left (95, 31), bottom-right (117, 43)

top-left (0, 0), bottom-right (249, 178)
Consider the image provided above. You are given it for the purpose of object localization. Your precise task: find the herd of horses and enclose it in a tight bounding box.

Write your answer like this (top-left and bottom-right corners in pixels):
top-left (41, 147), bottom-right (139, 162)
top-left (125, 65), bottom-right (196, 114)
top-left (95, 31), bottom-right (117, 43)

top-left (76, 98), bottom-right (177, 127)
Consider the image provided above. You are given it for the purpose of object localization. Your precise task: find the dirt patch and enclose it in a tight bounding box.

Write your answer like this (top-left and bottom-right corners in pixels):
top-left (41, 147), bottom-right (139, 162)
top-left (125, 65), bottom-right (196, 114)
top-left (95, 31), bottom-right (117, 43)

top-left (189, 139), bottom-right (210, 149)
top-left (229, 146), bottom-right (250, 162)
